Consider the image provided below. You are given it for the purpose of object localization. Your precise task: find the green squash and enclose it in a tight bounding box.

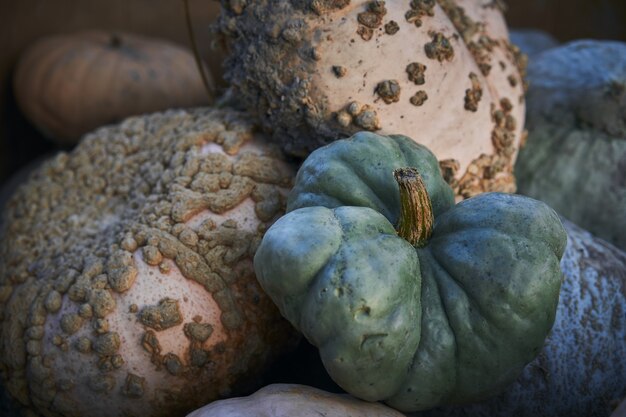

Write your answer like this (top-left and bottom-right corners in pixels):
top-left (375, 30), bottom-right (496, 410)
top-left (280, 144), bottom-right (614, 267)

top-left (254, 132), bottom-right (567, 412)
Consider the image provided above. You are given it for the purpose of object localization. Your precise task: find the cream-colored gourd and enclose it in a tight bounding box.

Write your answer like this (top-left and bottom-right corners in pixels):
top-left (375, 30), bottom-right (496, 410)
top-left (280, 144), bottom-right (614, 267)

top-left (218, 0), bottom-right (527, 198)
top-left (186, 384), bottom-right (406, 417)
top-left (0, 108), bottom-right (297, 417)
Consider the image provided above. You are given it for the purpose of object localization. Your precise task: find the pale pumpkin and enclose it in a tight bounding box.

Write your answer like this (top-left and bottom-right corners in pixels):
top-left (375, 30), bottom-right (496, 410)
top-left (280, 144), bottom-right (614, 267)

top-left (217, 0), bottom-right (527, 198)
top-left (0, 107), bottom-right (298, 417)
top-left (13, 30), bottom-right (213, 145)
top-left (186, 384), bottom-right (406, 417)
top-left (514, 40), bottom-right (626, 250)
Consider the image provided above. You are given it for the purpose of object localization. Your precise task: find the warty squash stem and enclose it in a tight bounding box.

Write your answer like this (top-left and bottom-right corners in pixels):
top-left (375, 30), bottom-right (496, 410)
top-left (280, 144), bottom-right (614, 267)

top-left (393, 167), bottom-right (434, 247)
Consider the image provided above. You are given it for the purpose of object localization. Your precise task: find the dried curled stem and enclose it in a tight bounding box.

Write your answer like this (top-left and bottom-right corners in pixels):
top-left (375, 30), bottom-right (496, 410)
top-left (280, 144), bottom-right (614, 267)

top-left (394, 167), bottom-right (434, 247)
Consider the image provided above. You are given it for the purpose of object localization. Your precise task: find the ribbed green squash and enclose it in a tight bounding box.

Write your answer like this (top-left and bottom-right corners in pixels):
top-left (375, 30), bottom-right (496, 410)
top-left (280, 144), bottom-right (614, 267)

top-left (254, 132), bottom-right (567, 412)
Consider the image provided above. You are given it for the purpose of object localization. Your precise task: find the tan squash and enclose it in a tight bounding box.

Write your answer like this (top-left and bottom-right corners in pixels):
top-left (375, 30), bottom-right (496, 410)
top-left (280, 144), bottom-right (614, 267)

top-left (13, 30), bottom-right (213, 145)
top-left (218, 0), bottom-right (527, 198)
top-left (0, 107), bottom-right (298, 417)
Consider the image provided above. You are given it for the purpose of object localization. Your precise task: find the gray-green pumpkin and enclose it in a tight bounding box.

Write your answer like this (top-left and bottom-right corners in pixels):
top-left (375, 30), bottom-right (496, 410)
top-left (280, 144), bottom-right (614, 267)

top-left (515, 40), bottom-right (626, 250)
top-left (254, 132), bottom-right (567, 412)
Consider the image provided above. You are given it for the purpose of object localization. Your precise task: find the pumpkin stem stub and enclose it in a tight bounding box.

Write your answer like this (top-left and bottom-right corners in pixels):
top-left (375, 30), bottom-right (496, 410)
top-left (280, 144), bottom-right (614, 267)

top-left (109, 34), bottom-right (122, 48)
top-left (394, 167), bottom-right (434, 247)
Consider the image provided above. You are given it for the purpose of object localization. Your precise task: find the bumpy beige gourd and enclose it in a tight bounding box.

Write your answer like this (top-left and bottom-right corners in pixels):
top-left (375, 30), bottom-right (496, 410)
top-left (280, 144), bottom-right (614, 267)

top-left (218, 0), bottom-right (527, 198)
top-left (0, 108), bottom-right (297, 417)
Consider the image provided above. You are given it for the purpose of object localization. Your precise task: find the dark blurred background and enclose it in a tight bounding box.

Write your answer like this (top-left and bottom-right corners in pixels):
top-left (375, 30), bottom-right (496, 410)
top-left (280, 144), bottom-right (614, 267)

top-left (0, 0), bottom-right (625, 186)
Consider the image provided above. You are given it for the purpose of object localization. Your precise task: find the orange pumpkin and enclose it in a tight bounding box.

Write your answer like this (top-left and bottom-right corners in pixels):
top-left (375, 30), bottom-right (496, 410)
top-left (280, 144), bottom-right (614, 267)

top-left (13, 30), bottom-right (213, 145)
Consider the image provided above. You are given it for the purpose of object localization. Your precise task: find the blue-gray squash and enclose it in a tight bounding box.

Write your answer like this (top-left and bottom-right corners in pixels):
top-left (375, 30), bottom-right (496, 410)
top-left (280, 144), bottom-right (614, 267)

top-left (515, 40), bottom-right (626, 250)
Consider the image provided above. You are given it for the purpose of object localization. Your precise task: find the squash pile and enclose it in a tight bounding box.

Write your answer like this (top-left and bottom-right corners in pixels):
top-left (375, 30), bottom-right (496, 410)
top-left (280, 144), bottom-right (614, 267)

top-left (0, 1), bottom-right (625, 417)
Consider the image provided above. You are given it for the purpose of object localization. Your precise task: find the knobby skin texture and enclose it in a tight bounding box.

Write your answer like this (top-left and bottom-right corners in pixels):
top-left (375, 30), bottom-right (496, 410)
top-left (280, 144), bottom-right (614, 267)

top-left (254, 132), bottom-right (567, 412)
top-left (0, 108), bottom-right (298, 417)
top-left (217, 0), bottom-right (528, 198)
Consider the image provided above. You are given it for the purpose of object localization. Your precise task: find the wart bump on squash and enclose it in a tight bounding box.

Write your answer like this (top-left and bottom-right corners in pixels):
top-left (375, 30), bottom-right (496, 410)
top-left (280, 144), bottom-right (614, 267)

top-left (310, 0), bottom-right (351, 14)
top-left (410, 91), bottom-right (429, 106)
top-left (405, 0), bottom-right (436, 27)
top-left (406, 62), bottom-right (427, 85)
top-left (112, 354), bottom-right (125, 369)
top-left (357, 1), bottom-right (387, 39)
top-left (164, 353), bottom-right (184, 376)
top-left (122, 373), bottom-right (145, 398)
top-left (375, 80), bottom-right (401, 104)
top-left (93, 318), bottom-right (110, 334)
top-left (190, 348), bottom-right (210, 367)
top-left (60, 313), bottom-right (83, 335)
top-left (142, 330), bottom-right (162, 361)
top-left (93, 332), bottom-right (121, 356)
top-left (44, 291), bottom-right (62, 313)
top-left (354, 106), bottom-right (381, 130)
top-left (89, 289), bottom-right (116, 318)
top-left (88, 374), bottom-right (116, 393)
top-left (142, 246), bottom-right (163, 266)
top-left (184, 322), bottom-right (214, 342)
top-left (140, 298), bottom-right (183, 331)
top-left (464, 72), bottom-right (483, 112)
top-left (332, 65), bottom-right (347, 78)
top-left (439, 0), bottom-right (480, 40)
top-left (425, 32), bottom-right (455, 62)
top-left (384, 21), bottom-right (400, 35)
top-left (75, 337), bottom-right (92, 353)
top-left (78, 303), bottom-right (93, 319)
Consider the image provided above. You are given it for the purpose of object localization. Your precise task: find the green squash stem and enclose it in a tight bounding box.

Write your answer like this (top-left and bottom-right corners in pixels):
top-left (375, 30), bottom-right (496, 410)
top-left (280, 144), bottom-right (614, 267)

top-left (393, 167), bottom-right (434, 247)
